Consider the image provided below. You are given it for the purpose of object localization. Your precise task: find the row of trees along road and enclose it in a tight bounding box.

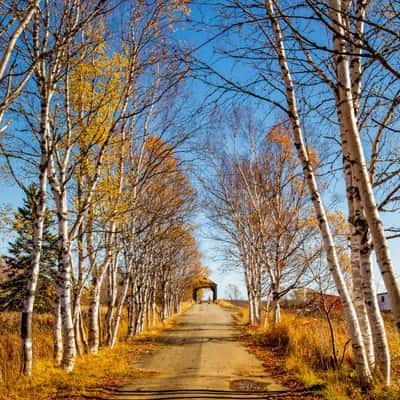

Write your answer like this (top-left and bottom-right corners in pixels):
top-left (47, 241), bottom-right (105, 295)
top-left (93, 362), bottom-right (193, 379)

top-left (0, 0), bottom-right (202, 377)
top-left (196, 0), bottom-right (400, 389)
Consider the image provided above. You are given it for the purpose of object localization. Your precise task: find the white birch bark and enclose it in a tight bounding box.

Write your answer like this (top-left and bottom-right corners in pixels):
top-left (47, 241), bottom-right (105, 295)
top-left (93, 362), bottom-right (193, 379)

top-left (53, 298), bottom-right (63, 367)
top-left (73, 292), bottom-right (84, 356)
top-left (265, 0), bottom-right (372, 386)
top-left (21, 173), bottom-right (47, 376)
top-left (88, 274), bottom-right (106, 354)
top-left (151, 281), bottom-right (157, 327)
top-left (264, 292), bottom-right (271, 329)
top-left (110, 271), bottom-right (132, 348)
top-left (338, 107), bottom-right (389, 380)
top-left (328, 0), bottom-right (400, 332)
top-left (78, 310), bottom-right (88, 354)
top-left (127, 278), bottom-right (137, 339)
top-left (352, 171), bottom-right (390, 384)
top-left (360, 243), bottom-right (390, 385)
top-left (271, 282), bottom-right (281, 325)
top-left (244, 264), bottom-right (255, 325)
top-left (105, 256), bottom-right (119, 345)
top-left (161, 280), bottom-right (169, 322)
top-left (55, 189), bottom-right (76, 372)
top-left (22, 13), bottom-right (61, 373)
top-left (339, 123), bottom-right (375, 368)
top-left (127, 294), bottom-right (135, 338)
top-left (87, 225), bottom-right (116, 353)
top-left (351, 244), bottom-right (375, 367)
top-left (21, 53), bottom-right (52, 375)
top-left (0, 1), bottom-right (40, 78)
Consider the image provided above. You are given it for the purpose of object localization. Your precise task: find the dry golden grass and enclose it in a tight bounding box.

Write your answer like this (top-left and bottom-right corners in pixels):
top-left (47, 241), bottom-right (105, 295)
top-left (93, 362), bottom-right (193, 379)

top-left (216, 299), bottom-right (240, 310)
top-left (0, 302), bottom-right (193, 400)
top-left (233, 307), bottom-right (249, 325)
top-left (278, 312), bottom-right (400, 399)
top-left (223, 301), bottom-right (400, 400)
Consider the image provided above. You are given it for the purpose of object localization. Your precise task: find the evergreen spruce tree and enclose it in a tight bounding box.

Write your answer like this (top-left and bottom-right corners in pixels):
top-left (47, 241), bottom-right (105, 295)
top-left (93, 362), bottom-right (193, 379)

top-left (0, 185), bottom-right (57, 312)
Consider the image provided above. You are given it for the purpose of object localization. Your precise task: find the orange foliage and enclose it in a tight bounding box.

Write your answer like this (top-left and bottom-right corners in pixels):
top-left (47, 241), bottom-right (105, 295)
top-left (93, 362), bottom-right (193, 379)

top-left (306, 144), bottom-right (320, 170)
top-left (327, 211), bottom-right (349, 238)
top-left (268, 124), bottom-right (292, 157)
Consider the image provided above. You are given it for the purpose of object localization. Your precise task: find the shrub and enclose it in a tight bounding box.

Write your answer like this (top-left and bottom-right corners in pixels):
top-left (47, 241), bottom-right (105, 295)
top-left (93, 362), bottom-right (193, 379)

top-left (258, 324), bottom-right (290, 350)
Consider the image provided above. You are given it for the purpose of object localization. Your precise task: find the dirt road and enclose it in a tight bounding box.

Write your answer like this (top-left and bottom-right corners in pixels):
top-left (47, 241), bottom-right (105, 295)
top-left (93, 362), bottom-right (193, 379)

top-left (111, 303), bottom-right (290, 399)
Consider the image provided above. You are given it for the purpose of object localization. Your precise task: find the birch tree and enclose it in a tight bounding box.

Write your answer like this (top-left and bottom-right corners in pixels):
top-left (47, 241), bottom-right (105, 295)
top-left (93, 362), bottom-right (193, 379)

top-left (202, 114), bottom-right (318, 325)
top-left (327, 0), bottom-right (400, 338)
top-left (1, 0), bottom-right (111, 375)
top-left (263, 0), bottom-right (394, 382)
top-left (262, 0), bottom-right (372, 386)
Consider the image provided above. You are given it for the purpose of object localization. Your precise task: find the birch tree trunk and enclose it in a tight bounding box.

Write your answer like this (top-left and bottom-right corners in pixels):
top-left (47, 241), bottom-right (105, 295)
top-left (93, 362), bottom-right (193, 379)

top-left (243, 264), bottom-right (255, 325)
top-left (87, 221), bottom-right (116, 351)
top-left (264, 294), bottom-right (271, 329)
top-left (340, 125), bottom-right (388, 380)
top-left (152, 286), bottom-right (158, 327)
top-left (110, 271), bottom-right (131, 349)
top-left (144, 286), bottom-right (150, 329)
top-left (248, 291), bottom-right (255, 325)
top-left (88, 274), bottom-right (106, 354)
top-left (49, 149), bottom-right (76, 372)
top-left (331, 2), bottom-right (390, 382)
top-left (271, 282), bottom-right (281, 325)
top-left (54, 298), bottom-right (63, 367)
top-left (21, 76), bottom-right (51, 376)
top-left (21, 176), bottom-right (47, 375)
top-left (328, 0), bottom-right (400, 332)
top-left (127, 278), bottom-right (137, 339)
top-left (265, 0), bottom-right (372, 386)
top-left (73, 292), bottom-right (84, 356)
top-left (352, 169), bottom-right (390, 384)
top-left (55, 189), bottom-right (76, 372)
top-left (351, 247), bottom-right (375, 368)
top-left (340, 137), bottom-right (375, 368)
top-left (78, 311), bottom-right (88, 354)
top-left (161, 281), bottom-right (168, 322)
top-left (360, 243), bottom-right (390, 385)
top-left (127, 293), bottom-right (135, 338)
top-left (105, 259), bottom-right (118, 345)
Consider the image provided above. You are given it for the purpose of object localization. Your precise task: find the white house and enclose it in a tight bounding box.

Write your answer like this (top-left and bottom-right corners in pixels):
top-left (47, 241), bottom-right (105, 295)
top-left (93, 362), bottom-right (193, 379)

top-left (377, 292), bottom-right (391, 312)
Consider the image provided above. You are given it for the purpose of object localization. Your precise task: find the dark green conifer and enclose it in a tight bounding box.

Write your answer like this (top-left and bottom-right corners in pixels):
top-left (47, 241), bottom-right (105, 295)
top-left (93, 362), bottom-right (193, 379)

top-left (0, 185), bottom-right (57, 312)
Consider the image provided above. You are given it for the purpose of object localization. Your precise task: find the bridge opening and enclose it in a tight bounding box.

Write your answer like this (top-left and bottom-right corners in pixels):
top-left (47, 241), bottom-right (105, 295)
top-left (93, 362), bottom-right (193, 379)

top-left (192, 277), bottom-right (217, 303)
top-left (200, 288), bottom-right (213, 302)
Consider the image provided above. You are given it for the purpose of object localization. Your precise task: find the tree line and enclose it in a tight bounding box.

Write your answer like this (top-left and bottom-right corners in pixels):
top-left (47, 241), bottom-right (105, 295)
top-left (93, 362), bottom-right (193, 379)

top-left (196, 0), bottom-right (400, 390)
top-left (0, 0), bottom-right (200, 377)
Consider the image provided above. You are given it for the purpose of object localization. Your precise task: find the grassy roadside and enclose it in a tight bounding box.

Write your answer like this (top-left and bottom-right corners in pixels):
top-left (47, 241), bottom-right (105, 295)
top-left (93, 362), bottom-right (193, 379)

top-left (218, 300), bottom-right (400, 400)
top-left (218, 300), bottom-right (317, 398)
top-left (0, 303), bottom-right (192, 400)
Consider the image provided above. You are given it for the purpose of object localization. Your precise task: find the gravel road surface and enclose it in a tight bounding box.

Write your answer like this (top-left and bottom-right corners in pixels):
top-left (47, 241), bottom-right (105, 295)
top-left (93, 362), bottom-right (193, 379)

top-left (111, 303), bottom-right (289, 400)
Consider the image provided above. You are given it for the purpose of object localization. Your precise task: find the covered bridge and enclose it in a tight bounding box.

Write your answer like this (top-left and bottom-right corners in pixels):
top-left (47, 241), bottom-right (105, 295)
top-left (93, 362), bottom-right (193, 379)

top-left (192, 276), bottom-right (217, 302)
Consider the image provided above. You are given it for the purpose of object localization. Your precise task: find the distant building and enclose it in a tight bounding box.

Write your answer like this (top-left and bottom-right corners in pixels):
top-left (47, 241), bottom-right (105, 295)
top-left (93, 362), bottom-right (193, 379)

top-left (286, 288), bottom-right (343, 313)
top-left (377, 292), bottom-right (391, 312)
